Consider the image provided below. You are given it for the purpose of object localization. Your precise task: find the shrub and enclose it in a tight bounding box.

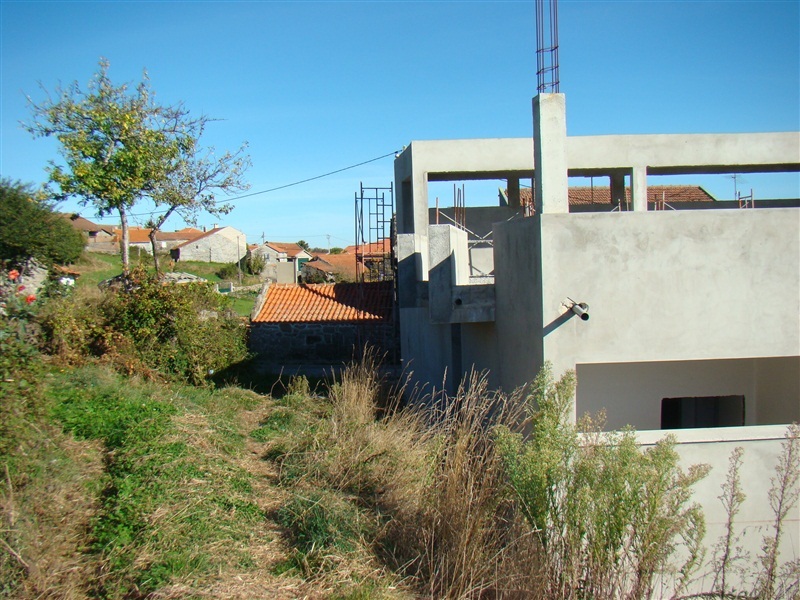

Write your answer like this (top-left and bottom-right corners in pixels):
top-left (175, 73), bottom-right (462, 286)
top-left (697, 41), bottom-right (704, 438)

top-left (245, 252), bottom-right (265, 275)
top-left (495, 365), bottom-right (709, 599)
top-left (216, 262), bottom-right (239, 280)
top-left (101, 268), bottom-right (249, 384)
top-left (0, 179), bottom-right (84, 266)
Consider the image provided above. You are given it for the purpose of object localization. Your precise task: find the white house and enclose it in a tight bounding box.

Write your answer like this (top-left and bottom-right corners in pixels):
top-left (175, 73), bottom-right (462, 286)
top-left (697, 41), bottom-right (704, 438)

top-left (393, 94), bottom-right (799, 591)
top-left (251, 241), bottom-right (312, 284)
top-left (170, 226), bottom-right (247, 264)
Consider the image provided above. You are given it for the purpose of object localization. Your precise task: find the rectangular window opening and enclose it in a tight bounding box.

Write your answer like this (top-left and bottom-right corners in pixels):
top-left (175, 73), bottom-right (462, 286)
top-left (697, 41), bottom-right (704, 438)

top-left (661, 395), bottom-right (745, 429)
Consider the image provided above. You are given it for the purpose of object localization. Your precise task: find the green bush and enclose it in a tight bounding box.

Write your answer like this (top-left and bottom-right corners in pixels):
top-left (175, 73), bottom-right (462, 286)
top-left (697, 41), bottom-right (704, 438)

top-left (101, 268), bottom-right (249, 384)
top-left (0, 179), bottom-right (85, 266)
top-left (495, 365), bottom-right (709, 599)
top-left (216, 262), bottom-right (239, 280)
top-left (245, 252), bottom-right (265, 275)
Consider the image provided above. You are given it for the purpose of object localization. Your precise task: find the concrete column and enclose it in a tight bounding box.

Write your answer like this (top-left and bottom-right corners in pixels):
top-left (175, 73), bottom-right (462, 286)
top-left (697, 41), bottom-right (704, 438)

top-left (507, 177), bottom-right (521, 208)
top-left (533, 93), bottom-right (569, 214)
top-left (610, 172), bottom-right (627, 210)
top-left (428, 225), bottom-right (469, 324)
top-left (631, 166), bottom-right (649, 212)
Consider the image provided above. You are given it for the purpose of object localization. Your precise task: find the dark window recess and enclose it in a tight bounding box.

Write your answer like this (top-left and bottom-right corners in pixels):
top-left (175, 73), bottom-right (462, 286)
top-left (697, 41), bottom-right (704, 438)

top-left (661, 395), bottom-right (745, 429)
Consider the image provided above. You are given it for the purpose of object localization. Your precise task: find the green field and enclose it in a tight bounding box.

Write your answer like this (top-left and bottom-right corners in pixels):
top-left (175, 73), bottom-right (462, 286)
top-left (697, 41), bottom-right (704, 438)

top-left (72, 251), bottom-right (261, 317)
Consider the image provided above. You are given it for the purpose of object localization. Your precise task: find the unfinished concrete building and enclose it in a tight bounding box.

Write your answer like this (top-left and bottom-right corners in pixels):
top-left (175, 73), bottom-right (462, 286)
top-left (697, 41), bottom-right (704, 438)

top-left (393, 94), bottom-right (800, 583)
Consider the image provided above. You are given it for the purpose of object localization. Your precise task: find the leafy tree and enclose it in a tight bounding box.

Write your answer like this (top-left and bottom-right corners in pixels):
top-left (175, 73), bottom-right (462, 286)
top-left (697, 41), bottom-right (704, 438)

top-left (25, 59), bottom-right (194, 274)
top-left (145, 118), bottom-right (250, 275)
top-left (0, 178), bottom-right (84, 266)
top-left (296, 240), bottom-right (310, 252)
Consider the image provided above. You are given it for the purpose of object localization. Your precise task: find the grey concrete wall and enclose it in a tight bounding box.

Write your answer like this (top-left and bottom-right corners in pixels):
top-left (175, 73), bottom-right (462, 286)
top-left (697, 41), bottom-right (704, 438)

top-left (576, 357), bottom-right (800, 431)
top-left (533, 208), bottom-right (799, 382)
top-left (493, 216), bottom-right (544, 393)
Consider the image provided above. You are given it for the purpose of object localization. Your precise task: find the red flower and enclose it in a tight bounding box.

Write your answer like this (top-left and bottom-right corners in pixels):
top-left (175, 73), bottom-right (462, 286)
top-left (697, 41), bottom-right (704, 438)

top-left (25, 295), bottom-right (36, 304)
top-left (17, 285), bottom-right (25, 292)
top-left (8, 269), bottom-right (20, 281)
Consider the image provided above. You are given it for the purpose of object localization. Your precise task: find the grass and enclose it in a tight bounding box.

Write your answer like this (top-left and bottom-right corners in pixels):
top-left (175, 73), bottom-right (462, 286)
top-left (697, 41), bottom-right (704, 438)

top-left (4, 337), bottom-right (798, 598)
top-left (71, 251), bottom-right (261, 316)
top-left (41, 365), bottom-right (272, 597)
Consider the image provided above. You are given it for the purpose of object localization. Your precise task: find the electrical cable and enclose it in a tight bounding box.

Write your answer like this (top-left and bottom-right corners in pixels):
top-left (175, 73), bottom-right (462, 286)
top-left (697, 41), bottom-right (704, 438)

top-left (115, 149), bottom-right (401, 219)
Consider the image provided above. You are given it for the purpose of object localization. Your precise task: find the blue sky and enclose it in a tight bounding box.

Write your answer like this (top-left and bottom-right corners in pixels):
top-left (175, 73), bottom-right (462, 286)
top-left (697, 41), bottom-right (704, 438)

top-left (2, 0), bottom-right (798, 249)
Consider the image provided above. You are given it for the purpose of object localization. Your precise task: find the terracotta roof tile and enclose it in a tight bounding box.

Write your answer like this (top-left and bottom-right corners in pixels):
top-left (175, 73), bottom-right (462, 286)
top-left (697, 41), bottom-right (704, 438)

top-left (304, 254), bottom-right (358, 280)
top-left (253, 282), bottom-right (393, 323)
top-left (517, 185), bottom-right (716, 207)
top-left (343, 239), bottom-right (391, 256)
top-left (265, 242), bottom-right (307, 257)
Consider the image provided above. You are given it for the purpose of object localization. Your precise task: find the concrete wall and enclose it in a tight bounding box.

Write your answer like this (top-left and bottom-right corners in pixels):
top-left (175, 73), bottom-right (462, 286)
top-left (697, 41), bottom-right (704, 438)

top-left (635, 425), bottom-right (799, 594)
top-left (576, 357), bottom-right (800, 431)
top-left (528, 208), bottom-right (799, 379)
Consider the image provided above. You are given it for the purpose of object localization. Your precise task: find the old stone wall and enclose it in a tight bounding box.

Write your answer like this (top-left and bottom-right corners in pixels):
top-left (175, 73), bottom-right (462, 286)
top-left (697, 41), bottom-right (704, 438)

top-left (250, 321), bottom-right (397, 364)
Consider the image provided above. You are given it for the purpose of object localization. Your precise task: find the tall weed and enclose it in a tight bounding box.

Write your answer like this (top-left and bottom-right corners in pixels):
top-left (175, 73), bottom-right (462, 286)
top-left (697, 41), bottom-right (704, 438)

top-left (495, 365), bottom-right (709, 600)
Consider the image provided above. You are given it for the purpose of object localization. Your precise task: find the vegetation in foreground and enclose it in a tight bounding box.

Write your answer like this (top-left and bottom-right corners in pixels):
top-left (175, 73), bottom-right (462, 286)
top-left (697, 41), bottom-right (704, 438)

top-left (1, 261), bottom-right (799, 599)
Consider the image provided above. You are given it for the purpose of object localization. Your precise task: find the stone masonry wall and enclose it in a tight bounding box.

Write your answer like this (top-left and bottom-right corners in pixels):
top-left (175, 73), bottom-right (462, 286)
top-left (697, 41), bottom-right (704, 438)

top-left (250, 321), bottom-right (397, 365)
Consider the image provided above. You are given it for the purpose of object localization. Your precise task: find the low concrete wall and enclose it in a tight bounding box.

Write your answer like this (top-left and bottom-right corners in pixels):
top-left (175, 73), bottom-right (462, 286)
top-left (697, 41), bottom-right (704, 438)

top-left (635, 424), bottom-right (799, 594)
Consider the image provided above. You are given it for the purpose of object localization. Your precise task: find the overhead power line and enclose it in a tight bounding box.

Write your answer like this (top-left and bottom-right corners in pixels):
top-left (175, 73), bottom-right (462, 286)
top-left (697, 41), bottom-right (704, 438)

top-left (229, 149), bottom-right (402, 202)
top-left (116, 149), bottom-right (402, 219)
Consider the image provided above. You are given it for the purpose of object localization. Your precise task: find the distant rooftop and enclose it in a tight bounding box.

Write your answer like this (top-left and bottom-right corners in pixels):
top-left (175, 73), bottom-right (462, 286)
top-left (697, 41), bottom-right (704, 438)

top-left (514, 185), bottom-right (716, 207)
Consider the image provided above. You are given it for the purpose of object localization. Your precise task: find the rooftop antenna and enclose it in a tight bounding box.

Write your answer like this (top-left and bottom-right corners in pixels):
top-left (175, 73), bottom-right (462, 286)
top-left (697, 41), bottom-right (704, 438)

top-left (727, 173), bottom-right (744, 200)
top-left (536, 0), bottom-right (560, 93)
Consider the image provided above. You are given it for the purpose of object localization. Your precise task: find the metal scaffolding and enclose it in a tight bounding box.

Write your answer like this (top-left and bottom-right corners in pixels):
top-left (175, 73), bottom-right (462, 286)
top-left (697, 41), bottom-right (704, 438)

top-left (354, 183), bottom-right (395, 283)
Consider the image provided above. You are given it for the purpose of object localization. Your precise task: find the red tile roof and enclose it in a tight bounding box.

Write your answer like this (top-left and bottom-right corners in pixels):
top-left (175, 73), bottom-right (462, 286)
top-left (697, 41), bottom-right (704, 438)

top-left (305, 253), bottom-right (358, 280)
top-left (517, 185), bottom-right (716, 207)
top-left (343, 239), bottom-right (391, 256)
top-left (265, 242), bottom-right (307, 257)
top-left (252, 282), bottom-right (393, 323)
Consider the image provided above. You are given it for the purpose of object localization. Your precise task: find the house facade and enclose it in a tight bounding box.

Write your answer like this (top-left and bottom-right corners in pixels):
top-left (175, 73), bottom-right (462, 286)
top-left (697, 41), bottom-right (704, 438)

top-left (394, 94), bottom-right (799, 588)
top-left (126, 227), bottom-right (204, 255)
top-left (251, 241), bottom-right (313, 283)
top-left (170, 226), bottom-right (246, 264)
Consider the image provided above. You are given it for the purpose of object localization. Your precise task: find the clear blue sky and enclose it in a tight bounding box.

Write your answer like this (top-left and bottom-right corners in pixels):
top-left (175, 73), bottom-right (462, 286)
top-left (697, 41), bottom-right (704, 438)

top-left (2, 1), bottom-right (798, 248)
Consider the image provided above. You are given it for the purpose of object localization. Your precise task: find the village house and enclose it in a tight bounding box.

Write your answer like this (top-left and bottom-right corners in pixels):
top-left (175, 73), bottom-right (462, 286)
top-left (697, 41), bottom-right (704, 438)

top-left (170, 226), bottom-right (247, 264)
top-left (126, 227), bottom-right (204, 255)
top-left (393, 93), bottom-right (799, 590)
top-left (301, 252), bottom-right (358, 283)
top-left (61, 214), bottom-right (116, 250)
top-left (251, 241), bottom-right (312, 283)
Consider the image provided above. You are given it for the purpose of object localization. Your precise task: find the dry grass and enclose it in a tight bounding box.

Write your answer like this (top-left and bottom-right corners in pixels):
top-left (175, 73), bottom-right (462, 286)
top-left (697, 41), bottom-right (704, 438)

top-left (1, 427), bottom-right (105, 599)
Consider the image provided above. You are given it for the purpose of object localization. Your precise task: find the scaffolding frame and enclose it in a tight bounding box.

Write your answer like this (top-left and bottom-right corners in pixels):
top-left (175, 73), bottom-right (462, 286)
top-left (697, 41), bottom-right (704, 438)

top-left (355, 183), bottom-right (395, 283)
top-left (353, 183), bottom-right (398, 362)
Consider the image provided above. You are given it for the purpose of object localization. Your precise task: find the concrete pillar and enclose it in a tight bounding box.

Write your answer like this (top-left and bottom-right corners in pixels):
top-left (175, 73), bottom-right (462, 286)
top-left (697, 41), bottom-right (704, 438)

top-left (631, 166), bottom-right (649, 212)
top-left (428, 225), bottom-right (469, 324)
top-left (507, 177), bottom-right (521, 208)
top-left (610, 172), bottom-right (627, 210)
top-left (533, 93), bottom-right (569, 214)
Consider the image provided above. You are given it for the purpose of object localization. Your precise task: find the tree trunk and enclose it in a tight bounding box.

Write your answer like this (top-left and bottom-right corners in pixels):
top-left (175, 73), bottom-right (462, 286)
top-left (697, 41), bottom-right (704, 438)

top-left (149, 229), bottom-right (161, 276)
top-left (119, 207), bottom-right (130, 275)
